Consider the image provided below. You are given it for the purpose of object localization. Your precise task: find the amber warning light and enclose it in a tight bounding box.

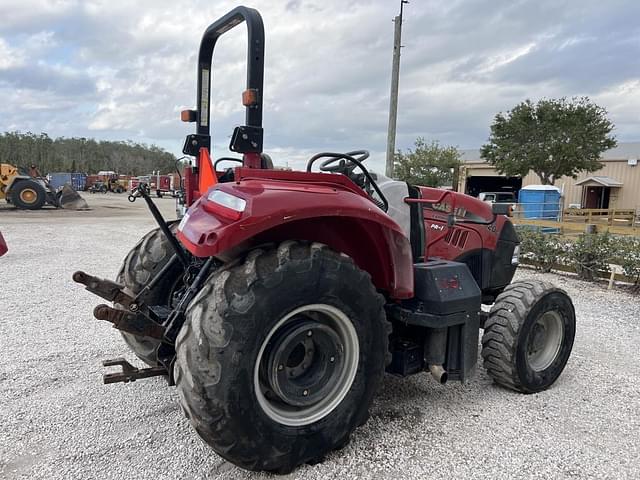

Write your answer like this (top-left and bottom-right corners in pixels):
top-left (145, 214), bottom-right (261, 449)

top-left (242, 89), bottom-right (259, 106)
top-left (181, 109), bottom-right (197, 122)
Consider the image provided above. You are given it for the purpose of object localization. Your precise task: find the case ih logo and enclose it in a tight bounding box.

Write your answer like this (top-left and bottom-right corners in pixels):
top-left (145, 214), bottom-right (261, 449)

top-left (431, 202), bottom-right (467, 218)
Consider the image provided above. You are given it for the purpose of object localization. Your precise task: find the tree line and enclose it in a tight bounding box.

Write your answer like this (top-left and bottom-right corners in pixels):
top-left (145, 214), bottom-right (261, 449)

top-left (0, 131), bottom-right (178, 175)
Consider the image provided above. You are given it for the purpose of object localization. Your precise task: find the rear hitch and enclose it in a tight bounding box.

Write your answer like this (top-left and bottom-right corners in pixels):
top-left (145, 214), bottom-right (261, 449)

top-left (74, 271), bottom-right (166, 339)
top-left (73, 271), bottom-right (136, 308)
top-left (93, 304), bottom-right (165, 339)
top-left (102, 358), bottom-right (167, 384)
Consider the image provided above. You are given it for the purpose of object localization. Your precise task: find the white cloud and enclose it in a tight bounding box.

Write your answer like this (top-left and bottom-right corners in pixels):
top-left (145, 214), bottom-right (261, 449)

top-left (0, 0), bottom-right (639, 162)
top-left (0, 38), bottom-right (25, 69)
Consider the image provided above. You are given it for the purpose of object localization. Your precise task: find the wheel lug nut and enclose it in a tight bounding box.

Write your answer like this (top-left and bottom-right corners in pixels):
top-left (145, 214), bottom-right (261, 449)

top-left (278, 364), bottom-right (284, 371)
top-left (303, 389), bottom-right (309, 396)
top-left (307, 330), bottom-right (313, 337)
top-left (330, 356), bottom-right (335, 363)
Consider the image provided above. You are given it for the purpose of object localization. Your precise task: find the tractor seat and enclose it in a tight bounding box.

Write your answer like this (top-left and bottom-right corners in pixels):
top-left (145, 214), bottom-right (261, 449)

top-left (217, 153), bottom-right (274, 183)
top-left (375, 173), bottom-right (411, 238)
top-left (373, 172), bottom-right (425, 261)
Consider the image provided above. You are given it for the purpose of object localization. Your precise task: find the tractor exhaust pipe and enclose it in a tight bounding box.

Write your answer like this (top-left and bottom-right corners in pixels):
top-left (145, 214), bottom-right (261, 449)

top-left (429, 364), bottom-right (448, 384)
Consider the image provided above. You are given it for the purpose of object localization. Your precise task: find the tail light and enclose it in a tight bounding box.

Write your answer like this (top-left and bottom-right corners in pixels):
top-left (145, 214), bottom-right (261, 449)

top-left (203, 190), bottom-right (246, 221)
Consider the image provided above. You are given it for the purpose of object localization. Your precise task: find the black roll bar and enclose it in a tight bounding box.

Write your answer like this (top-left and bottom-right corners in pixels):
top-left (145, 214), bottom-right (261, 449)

top-left (197, 6), bottom-right (264, 134)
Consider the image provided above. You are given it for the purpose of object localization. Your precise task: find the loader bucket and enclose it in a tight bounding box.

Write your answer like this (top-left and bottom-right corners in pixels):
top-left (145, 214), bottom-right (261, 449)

top-left (57, 184), bottom-right (90, 210)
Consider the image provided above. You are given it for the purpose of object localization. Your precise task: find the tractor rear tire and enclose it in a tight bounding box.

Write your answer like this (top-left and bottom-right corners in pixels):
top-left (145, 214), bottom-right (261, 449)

top-left (481, 280), bottom-right (575, 393)
top-left (11, 180), bottom-right (46, 210)
top-left (174, 241), bottom-right (389, 473)
top-left (116, 224), bottom-right (182, 366)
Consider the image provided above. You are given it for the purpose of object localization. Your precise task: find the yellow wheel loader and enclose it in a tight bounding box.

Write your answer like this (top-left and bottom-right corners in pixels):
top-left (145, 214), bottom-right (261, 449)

top-left (0, 163), bottom-right (89, 210)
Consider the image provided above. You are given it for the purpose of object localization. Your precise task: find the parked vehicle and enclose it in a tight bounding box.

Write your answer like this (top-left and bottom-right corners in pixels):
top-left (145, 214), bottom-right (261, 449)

top-left (74, 7), bottom-right (575, 473)
top-left (89, 178), bottom-right (125, 194)
top-left (478, 191), bottom-right (517, 204)
top-left (148, 172), bottom-right (172, 197)
top-left (130, 175), bottom-right (150, 193)
top-left (0, 163), bottom-right (86, 209)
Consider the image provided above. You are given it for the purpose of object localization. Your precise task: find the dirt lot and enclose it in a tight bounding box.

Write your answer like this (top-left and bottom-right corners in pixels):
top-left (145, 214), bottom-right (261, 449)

top-left (1, 194), bottom-right (639, 479)
top-left (0, 191), bottom-right (177, 224)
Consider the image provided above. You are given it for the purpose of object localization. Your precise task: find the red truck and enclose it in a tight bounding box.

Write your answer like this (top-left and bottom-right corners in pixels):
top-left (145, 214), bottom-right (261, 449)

top-left (131, 172), bottom-right (179, 197)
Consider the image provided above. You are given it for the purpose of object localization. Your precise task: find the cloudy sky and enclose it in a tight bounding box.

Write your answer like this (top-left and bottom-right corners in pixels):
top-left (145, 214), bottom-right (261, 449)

top-left (1, 0), bottom-right (639, 171)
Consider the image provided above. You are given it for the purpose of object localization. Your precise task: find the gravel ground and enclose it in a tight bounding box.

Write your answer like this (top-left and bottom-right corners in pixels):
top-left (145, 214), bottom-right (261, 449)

top-left (1, 194), bottom-right (639, 479)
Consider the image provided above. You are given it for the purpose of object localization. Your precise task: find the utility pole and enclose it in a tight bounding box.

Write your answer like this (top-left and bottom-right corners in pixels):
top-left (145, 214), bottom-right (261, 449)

top-left (385, 0), bottom-right (408, 178)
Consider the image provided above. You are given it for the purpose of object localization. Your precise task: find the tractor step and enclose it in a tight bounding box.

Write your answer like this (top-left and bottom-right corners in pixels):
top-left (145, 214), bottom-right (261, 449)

top-left (102, 358), bottom-right (167, 384)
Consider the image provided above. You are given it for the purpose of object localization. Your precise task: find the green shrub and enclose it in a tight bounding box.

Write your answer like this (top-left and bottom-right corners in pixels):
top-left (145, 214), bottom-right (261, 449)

top-left (568, 232), bottom-right (615, 280)
top-left (612, 236), bottom-right (640, 286)
top-left (516, 227), bottom-right (567, 272)
top-left (516, 227), bottom-right (640, 286)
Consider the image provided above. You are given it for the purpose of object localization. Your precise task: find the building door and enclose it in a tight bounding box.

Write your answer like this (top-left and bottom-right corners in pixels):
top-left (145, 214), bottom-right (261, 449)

top-left (584, 187), bottom-right (610, 208)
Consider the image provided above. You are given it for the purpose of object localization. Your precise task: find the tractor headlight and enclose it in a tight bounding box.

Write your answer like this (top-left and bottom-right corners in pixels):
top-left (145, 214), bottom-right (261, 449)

top-left (511, 245), bottom-right (520, 265)
top-left (207, 190), bottom-right (246, 212)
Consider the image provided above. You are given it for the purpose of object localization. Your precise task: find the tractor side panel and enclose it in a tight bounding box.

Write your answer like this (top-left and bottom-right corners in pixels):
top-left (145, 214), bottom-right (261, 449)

top-left (177, 181), bottom-right (414, 299)
top-left (419, 187), bottom-right (518, 294)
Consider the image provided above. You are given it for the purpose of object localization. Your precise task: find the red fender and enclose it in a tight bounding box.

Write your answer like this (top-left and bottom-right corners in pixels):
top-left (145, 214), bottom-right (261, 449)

top-left (177, 175), bottom-right (414, 299)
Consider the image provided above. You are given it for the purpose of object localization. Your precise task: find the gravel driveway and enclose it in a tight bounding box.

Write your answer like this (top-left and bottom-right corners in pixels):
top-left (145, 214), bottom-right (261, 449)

top-left (1, 196), bottom-right (639, 479)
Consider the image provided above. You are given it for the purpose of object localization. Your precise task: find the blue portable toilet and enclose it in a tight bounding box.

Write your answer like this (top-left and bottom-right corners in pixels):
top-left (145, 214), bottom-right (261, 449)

top-left (518, 185), bottom-right (561, 219)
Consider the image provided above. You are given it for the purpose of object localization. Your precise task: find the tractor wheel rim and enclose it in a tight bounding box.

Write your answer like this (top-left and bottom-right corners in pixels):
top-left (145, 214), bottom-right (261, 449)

top-left (526, 310), bottom-right (564, 372)
top-left (254, 303), bottom-right (359, 427)
top-left (20, 188), bottom-right (37, 204)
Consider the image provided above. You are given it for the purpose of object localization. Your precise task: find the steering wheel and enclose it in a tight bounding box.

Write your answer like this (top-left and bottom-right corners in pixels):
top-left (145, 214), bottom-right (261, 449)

top-left (318, 150), bottom-right (370, 175)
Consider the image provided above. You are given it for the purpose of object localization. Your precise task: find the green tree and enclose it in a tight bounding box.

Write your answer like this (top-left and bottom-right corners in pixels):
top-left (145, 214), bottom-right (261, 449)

top-left (0, 131), bottom-right (177, 175)
top-left (394, 138), bottom-right (462, 188)
top-left (481, 97), bottom-right (616, 185)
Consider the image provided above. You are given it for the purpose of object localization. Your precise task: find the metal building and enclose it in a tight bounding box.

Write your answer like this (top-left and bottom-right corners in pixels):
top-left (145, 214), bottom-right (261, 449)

top-left (458, 142), bottom-right (640, 210)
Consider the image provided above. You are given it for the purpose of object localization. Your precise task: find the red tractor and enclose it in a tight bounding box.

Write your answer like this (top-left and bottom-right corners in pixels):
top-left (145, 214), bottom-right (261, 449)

top-left (74, 6), bottom-right (575, 473)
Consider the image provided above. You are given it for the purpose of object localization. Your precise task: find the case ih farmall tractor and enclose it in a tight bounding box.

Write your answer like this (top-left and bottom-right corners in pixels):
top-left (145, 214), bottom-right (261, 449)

top-left (74, 6), bottom-right (575, 473)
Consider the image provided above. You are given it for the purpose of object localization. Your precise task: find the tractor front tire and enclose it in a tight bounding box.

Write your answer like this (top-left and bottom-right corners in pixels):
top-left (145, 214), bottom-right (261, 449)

top-left (174, 241), bottom-right (389, 473)
top-left (11, 180), bottom-right (47, 210)
top-left (481, 280), bottom-right (575, 393)
top-left (116, 224), bottom-right (182, 365)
